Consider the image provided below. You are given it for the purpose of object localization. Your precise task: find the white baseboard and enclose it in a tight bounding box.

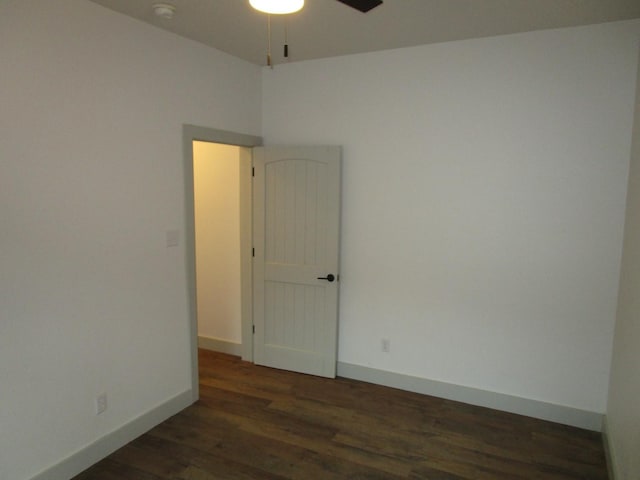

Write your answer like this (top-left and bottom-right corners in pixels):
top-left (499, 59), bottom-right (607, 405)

top-left (29, 389), bottom-right (193, 480)
top-left (601, 416), bottom-right (618, 480)
top-left (337, 362), bottom-right (603, 432)
top-left (198, 335), bottom-right (242, 356)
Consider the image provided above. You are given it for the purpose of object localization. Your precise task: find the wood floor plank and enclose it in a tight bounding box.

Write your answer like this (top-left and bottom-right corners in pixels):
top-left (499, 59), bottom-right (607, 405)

top-left (73, 458), bottom-right (164, 480)
top-left (73, 350), bottom-right (609, 480)
top-left (187, 394), bottom-right (412, 476)
top-left (117, 434), bottom-right (289, 480)
top-left (150, 408), bottom-right (407, 479)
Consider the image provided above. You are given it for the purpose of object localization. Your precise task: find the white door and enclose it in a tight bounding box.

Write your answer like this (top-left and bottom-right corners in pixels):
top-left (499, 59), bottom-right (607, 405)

top-left (253, 146), bottom-right (341, 378)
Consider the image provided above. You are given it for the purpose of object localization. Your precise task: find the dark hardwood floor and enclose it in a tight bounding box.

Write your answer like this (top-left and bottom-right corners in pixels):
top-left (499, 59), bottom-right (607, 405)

top-left (73, 349), bottom-right (608, 479)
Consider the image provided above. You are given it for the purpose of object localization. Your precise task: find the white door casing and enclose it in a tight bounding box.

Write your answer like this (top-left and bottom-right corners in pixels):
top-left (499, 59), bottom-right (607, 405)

top-left (253, 146), bottom-right (341, 378)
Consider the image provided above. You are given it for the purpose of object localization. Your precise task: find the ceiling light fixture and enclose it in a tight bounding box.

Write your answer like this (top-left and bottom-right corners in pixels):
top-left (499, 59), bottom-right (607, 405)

top-left (249, 0), bottom-right (304, 15)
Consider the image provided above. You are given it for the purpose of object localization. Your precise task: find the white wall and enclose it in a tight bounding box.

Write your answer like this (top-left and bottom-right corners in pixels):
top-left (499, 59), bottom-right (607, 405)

top-left (262, 20), bottom-right (640, 414)
top-left (0, 1), bottom-right (260, 479)
top-left (193, 142), bottom-right (242, 344)
top-left (607, 50), bottom-right (640, 480)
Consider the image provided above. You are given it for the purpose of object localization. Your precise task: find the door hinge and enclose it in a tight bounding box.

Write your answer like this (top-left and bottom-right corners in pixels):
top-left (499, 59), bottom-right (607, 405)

top-left (252, 167), bottom-right (255, 177)
top-left (252, 325), bottom-right (255, 334)
top-left (252, 247), bottom-right (255, 257)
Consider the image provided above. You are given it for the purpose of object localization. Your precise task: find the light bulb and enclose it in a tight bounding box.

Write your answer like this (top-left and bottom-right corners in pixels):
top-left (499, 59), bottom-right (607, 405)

top-left (249, 0), bottom-right (304, 14)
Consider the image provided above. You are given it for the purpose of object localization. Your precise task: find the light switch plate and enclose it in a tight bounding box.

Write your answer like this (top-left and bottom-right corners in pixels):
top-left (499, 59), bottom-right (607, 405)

top-left (166, 229), bottom-right (180, 247)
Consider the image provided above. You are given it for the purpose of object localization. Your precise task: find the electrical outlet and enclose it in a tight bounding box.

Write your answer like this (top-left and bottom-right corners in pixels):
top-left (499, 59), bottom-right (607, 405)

top-left (96, 393), bottom-right (107, 415)
top-left (381, 338), bottom-right (390, 353)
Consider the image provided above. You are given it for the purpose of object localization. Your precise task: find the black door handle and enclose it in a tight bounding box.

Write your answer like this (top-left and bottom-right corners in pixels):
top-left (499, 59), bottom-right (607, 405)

top-left (317, 274), bottom-right (336, 282)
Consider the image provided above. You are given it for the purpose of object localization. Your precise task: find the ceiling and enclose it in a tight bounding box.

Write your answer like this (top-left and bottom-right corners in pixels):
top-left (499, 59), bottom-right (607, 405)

top-left (88, 0), bottom-right (640, 66)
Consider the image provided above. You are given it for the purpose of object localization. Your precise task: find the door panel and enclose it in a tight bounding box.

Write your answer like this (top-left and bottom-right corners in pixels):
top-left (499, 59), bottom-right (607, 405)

top-left (253, 146), bottom-right (341, 378)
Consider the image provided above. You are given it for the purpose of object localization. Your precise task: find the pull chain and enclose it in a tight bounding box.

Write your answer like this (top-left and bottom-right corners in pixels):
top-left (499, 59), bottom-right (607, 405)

top-left (267, 14), bottom-right (272, 68)
top-left (284, 17), bottom-right (289, 59)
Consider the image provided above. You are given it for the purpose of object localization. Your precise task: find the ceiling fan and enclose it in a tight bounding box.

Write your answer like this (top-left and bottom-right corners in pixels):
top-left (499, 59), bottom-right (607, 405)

top-left (336, 0), bottom-right (383, 13)
top-left (250, 0), bottom-right (383, 65)
top-left (250, 0), bottom-right (383, 15)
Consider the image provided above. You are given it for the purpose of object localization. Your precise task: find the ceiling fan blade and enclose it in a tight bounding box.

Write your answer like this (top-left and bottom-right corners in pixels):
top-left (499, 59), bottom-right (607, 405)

top-left (336, 0), bottom-right (383, 13)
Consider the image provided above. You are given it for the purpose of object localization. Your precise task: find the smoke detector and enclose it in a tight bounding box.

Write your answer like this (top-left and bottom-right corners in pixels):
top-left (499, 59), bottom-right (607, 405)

top-left (153, 3), bottom-right (176, 19)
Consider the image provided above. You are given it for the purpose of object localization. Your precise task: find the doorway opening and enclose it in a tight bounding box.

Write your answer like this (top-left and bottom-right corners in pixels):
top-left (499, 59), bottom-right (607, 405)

top-left (193, 141), bottom-right (244, 355)
top-left (183, 125), bottom-right (262, 402)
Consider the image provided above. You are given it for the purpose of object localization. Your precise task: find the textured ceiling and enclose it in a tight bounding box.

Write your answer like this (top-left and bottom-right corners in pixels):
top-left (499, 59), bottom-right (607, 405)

top-left (87, 0), bottom-right (640, 66)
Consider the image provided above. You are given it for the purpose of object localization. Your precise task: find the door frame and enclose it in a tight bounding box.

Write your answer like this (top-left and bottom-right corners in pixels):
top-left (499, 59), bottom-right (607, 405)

top-left (182, 124), bottom-right (262, 402)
